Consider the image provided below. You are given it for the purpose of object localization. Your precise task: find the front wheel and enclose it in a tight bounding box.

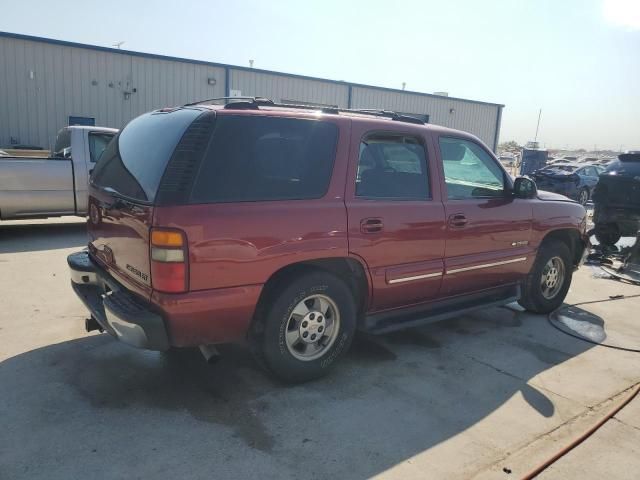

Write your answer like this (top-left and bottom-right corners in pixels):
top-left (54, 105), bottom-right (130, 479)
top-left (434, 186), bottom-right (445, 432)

top-left (518, 240), bottom-right (573, 314)
top-left (250, 271), bottom-right (356, 383)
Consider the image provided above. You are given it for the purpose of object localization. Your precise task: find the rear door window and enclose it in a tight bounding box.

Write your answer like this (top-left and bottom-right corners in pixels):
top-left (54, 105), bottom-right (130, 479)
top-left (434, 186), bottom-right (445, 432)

top-left (92, 108), bottom-right (202, 201)
top-left (190, 116), bottom-right (338, 203)
top-left (355, 134), bottom-right (429, 199)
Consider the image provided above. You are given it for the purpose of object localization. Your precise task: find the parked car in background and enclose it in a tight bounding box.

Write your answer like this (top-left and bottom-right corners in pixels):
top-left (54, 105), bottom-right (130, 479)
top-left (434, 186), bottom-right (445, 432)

top-left (498, 153), bottom-right (516, 167)
top-left (577, 156), bottom-right (599, 164)
top-left (596, 156), bottom-right (616, 166)
top-left (532, 163), bottom-right (604, 205)
top-left (547, 158), bottom-right (573, 166)
top-left (592, 152), bottom-right (640, 245)
top-left (0, 126), bottom-right (116, 220)
top-left (68, 98), bottom-right (589, 383)
top-left (0, 149), bottom-right (8, 157)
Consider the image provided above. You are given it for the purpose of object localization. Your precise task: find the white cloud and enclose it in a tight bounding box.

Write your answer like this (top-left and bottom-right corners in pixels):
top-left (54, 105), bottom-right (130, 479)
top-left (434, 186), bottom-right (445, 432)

top-left (603, 0), bottom-right (640, 29)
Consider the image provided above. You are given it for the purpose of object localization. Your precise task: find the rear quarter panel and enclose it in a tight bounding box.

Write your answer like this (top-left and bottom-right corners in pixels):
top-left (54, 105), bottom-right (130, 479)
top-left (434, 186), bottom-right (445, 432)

top-left (154, 199), bottom-right (350, 291)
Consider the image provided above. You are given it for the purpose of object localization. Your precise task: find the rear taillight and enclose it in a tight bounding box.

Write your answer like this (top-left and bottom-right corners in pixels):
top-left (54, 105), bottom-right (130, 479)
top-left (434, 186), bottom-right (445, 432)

top-left (150, 228), bottom-right (188, 293)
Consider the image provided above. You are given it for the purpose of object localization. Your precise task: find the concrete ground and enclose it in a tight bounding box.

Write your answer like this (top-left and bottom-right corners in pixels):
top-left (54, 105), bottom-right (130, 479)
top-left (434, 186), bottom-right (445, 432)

top-left (1, 217), bottom-right (639, 480)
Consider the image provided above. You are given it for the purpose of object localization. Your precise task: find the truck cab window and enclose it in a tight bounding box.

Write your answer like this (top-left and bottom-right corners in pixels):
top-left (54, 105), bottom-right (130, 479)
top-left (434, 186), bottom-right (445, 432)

top-left (355, 134), bottom-right (429, 200)
top-left (52, 128), bottom-right (71, 158)
top-left (439, 137), bottom-right (505, 199)
top-left (89, 133), bottom-right (114, 163)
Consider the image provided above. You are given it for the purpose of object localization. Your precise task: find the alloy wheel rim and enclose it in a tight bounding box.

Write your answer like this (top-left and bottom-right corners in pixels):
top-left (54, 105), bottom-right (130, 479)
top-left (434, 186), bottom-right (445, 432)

top-left (579, 190), bottom-right (588, 205)
top-left (540, 256), bottom-right (565, 299)
top-left (285, 294), bottom-right (341, 361)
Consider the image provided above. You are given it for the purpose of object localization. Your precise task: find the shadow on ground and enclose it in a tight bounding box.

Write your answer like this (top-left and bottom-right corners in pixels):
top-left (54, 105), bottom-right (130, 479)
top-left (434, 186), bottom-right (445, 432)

top-left (0, 305), bottom-right (596, 480)
top-left (0, 221), bottom-right (86, 253)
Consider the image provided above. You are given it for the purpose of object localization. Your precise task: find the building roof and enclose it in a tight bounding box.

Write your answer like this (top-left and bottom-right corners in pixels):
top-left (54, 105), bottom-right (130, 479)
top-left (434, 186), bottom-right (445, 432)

top-left (0, 31), bottom-right (504, 109)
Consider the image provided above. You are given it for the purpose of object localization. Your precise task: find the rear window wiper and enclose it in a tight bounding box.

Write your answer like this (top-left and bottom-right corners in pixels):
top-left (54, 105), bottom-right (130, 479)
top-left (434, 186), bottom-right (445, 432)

top-left (94, 184), bottom-right (152, 207)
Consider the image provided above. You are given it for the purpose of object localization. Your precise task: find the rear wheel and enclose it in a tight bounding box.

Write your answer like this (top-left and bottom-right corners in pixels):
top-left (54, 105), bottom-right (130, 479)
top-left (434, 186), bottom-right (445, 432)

top-left (519, 240), bottom-right (573, 314)
top-left (577, 188), bottom-right (589, 205)
top-left (250, 271), bottom-right (356, 383)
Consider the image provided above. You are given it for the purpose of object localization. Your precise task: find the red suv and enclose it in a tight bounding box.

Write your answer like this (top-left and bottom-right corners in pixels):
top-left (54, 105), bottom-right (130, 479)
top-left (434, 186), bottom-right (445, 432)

top-left (69, 98), bottom-right (589, 382)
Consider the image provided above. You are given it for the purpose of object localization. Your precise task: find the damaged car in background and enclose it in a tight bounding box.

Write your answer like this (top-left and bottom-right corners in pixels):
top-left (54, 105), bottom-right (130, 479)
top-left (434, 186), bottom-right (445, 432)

top-left (531, 163), bottom-right (605, 206)
top-left (592, 152), bottom-right (640, 246)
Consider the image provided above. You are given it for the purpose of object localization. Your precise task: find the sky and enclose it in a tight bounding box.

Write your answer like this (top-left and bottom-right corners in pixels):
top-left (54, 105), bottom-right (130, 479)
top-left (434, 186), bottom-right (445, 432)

top-left (1, 0), bottom-right (639, 150)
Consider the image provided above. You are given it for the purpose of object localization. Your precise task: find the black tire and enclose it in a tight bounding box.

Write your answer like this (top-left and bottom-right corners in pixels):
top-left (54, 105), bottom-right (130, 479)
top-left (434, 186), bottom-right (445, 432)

top-left (249, 270), bottom-right (357, 383)
top-left (594, 223), bottom-right (621, 246)
top-left (518, 240), bottom-right (573, 314)
top-left (577, 188), bottom-right (589, 206)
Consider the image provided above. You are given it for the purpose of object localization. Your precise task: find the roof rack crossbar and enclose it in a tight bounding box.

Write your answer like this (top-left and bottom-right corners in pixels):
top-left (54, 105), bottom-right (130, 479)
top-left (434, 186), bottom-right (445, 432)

top-left (348, 109), bottom-right (425, 125)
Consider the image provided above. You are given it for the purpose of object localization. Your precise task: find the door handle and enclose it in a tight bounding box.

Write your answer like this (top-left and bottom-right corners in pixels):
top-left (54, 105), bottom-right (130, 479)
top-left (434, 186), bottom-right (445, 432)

top-left (448, 213), bottom-right (468, 228)
top-left (360, 218), bottom-right (384, 233)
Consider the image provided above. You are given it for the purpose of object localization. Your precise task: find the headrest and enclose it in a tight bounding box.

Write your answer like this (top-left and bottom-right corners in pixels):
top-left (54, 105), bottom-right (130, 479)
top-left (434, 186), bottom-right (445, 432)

top-left (360, 146), bottom-right (376, 166)
top-left (440, 141), bottom-right (466, 161)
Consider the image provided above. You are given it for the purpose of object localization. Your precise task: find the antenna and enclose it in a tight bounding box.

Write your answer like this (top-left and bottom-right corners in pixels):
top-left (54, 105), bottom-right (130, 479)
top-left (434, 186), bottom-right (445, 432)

top-left (112, 41), bottom-right (125, 49)
top-left (534, 108), bottom-right (542, 142)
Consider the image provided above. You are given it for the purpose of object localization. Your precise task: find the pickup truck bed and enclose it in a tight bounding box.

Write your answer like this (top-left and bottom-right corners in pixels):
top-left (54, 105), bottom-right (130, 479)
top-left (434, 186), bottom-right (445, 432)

top-left (0, 126), bottom-right (116, 220)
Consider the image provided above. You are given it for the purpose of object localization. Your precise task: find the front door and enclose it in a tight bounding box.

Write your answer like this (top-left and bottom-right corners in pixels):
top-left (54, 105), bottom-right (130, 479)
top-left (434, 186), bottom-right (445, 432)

top-left (437, 136), bottom-right (534, 297)
top-left (345, 125), bottom-right (446, 311)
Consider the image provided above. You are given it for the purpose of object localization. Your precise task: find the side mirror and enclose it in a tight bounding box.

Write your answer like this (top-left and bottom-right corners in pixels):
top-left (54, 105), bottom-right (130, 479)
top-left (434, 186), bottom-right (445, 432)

top-left (513, 176), bottom-right (537, 199)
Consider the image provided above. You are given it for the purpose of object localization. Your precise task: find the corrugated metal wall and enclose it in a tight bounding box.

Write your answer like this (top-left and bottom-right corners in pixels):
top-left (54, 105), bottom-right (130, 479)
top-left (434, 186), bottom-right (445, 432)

top-left (0, 33), bottom-right (502, 151)
top-left (0, 36), bottom-right (225, 149)
top-left (229, 70), bottom-right (349, 108)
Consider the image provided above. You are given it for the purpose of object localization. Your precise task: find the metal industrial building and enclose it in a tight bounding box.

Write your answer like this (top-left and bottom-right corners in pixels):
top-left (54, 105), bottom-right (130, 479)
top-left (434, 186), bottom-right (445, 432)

top-left (0, 31), bottom-right (503, 152)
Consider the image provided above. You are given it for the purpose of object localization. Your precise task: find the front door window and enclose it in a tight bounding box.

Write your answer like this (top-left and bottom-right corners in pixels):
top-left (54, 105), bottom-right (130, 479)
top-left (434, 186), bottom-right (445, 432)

top-left (439, 137), bottom-right (505, 199)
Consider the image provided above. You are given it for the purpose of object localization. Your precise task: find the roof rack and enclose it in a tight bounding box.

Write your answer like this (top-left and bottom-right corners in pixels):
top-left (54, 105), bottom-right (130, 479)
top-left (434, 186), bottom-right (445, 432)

top-left (348, 109), bottom-right (425, 125)
top-left (184, 96), bottom-right (274, 107)
top-left (184, 97), bottom-right (427, 125)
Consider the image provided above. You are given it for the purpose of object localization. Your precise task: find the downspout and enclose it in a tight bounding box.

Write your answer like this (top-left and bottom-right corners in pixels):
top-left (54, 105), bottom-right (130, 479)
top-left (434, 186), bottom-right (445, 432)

top-left (493, 105), bottom-right (503, 152)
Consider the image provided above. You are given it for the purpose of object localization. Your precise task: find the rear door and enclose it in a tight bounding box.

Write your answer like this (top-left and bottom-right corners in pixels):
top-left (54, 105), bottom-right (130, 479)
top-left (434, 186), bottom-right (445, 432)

top-left (88, 108), bottom-right (204, 299)
top-left (345, 123), bottom-right (446, 311)
top-left (437, 136), bottom-right (533, 297)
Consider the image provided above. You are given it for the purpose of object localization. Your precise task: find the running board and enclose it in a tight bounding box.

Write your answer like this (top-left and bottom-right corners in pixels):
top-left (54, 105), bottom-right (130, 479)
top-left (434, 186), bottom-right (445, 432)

top-left (362, 284), bottom-right (521, 335)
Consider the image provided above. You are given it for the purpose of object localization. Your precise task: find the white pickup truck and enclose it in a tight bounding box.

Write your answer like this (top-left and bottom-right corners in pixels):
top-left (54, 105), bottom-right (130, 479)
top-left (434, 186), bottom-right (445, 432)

top-left (0, 126), bottom-right (117, 220)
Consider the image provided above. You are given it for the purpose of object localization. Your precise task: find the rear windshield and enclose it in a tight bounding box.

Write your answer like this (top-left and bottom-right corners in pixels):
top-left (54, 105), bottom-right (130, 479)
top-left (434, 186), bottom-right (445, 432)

top-left (91, 109), bottom-right (202, 201)
top-left (53, 128), bottom-right (71, 158)
top-left (619, 153), bottom-right (640, 162)
top-left (189, 116), bottom-right (338, 203)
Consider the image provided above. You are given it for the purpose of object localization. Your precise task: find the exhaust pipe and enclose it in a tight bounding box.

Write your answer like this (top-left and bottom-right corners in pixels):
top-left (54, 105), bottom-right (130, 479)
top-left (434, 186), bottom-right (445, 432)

top-left (199, 344), bottom-right (221, 364)
top-left (85, 316), bottom-right (103, 333)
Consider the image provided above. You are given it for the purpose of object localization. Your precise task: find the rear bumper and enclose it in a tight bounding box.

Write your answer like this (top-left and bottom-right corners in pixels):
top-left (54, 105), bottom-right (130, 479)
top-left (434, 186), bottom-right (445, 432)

top-left (68, 251), bottom-right (170, 351)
